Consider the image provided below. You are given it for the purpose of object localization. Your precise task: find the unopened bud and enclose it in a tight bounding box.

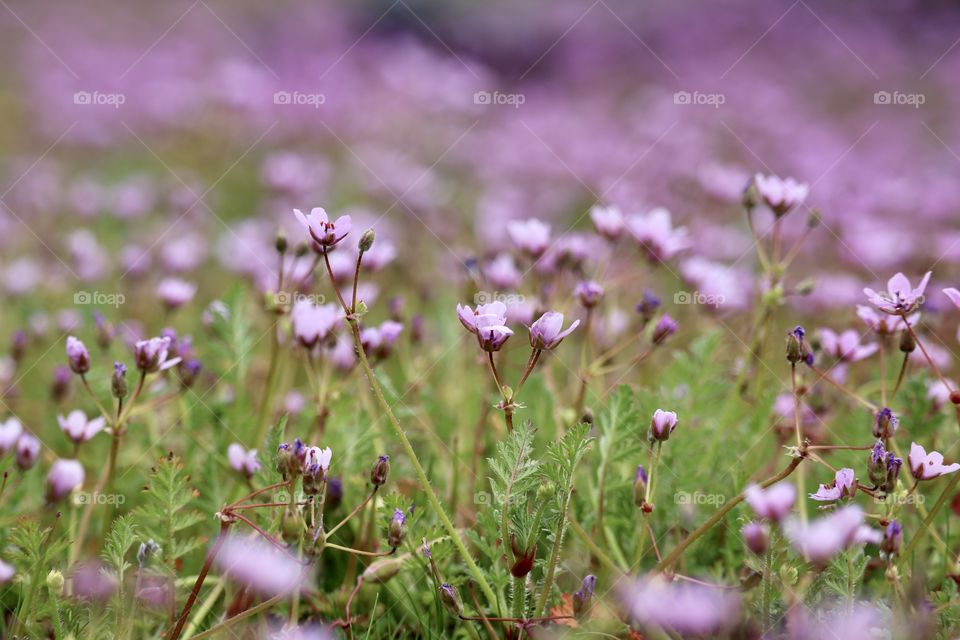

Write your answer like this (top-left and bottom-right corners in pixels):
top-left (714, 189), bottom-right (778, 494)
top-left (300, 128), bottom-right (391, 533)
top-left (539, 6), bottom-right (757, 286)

top-left (46, 570), bottom-right (64, 594)
top-left (439, 583), bottom-right (464, 617)
top-left (785, 326), bottom-right (810, 364)
top-left (741, 522), bottom-right (768, 555)
top-left (359, 228), bottom-right (375, 254)
top-left (361, 556), bottom-right (405, 584)
top-left (370, 455), bottom-right (390, 486)
top-left (112, 362), bottom-right (128, 399)
top-left (872, 408), bottom-right (898, 439)
top-left (280, 506), bottom-right (305, 544)
top-left (899, 329), bottom-right (916, 353)
top-left (572, 575), bottom-right (596, 621)
top-left (387, 509), bottom-right (407, 548)
top-left (510, 535), bottom-right (536, 578)
top-left (294, 242), bottom-right (309, 258)
top-left (795, 278), bottom-right (816, 296)
top-left (633, 465), bottom-right (648, 507)
top-left (275, 230), bottom-right (288, 254)
top-left (806, 209), bottom-right (822, 229)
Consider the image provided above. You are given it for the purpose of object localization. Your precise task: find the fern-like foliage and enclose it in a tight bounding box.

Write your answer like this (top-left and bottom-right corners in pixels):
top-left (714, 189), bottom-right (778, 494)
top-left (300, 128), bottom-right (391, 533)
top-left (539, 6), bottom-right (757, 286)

top-left (133, 453), bottom-right (205, 578)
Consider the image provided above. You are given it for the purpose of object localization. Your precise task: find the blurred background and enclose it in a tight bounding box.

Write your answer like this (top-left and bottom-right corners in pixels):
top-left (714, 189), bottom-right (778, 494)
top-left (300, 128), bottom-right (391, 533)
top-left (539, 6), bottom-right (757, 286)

top-left (0, 0), bottom-right (959, 315)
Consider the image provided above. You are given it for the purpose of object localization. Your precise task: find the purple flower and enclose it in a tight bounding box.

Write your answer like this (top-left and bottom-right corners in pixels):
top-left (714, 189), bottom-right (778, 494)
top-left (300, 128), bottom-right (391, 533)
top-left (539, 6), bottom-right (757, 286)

top-left (483, 254), bottom-right (521, 289)
top-left (741, 522), bottom-right (769, 555)
top-left (745, 481), bottom-right (795, 522)
top-left (0, 560), bottom-right (13, 584)
top-left (817, 328), bottom-right (877, 362)
top-left (753, 173), bottom-right (809, 216)
top-left (572, 574), bottom-right (597, 619)
top-left (809, 468), bottom-right (855, 502)
top-left (619, 575), bottom-right (741, 636)
top-left (303, 446), bottom-right (332, 479)
top-left (214, 534), bottom-right (307, 596)
top-left (457, 301), bottom-right (513, 352)
top-left (908, 442), bottom-right (960, 480)
top-left (0, 417), bottom-right (24, 454)
top-left (46, 459), bottom-right (84, 502)
top-left (15, 433), bottom-right (40, 470)
top-left (360, 320), bottom-right (404, 359)
top-left (293, 207), bottom-right (352, 251)
top-left (626, 207), bottom-right (690, 261)
top-left (227, 443), bottom-right (261, 478)
top-left (66, 336), bottom-right (90, 375)
top-left (134, 336), bottom-right (181, 373)
top-left (590, 204), bottom-right (625, 240)
top-left (574, 280), bottom-right (604, 308)
top-left (507, 218), bottom-right (551, 257)
top-left (863, 271), bottom-right (931, 315)
top-left (648, 409), bottom-right (678, 442)
top-left (652, 314), bottom-right (678, 344)
top-left (784, 505), bottom-right (876, 565)
top-left (528, 311), bottom-right (579, 350)
top-left (291, 301), bottom-right (342, 348)
top-left (71, 560), bottom-right (118, 602)
top-left (943, 287), bottom-right (960, 311)
top-left (636, 290), bottom-right (661, 321)
top-left (57, 410), bottom-right (106, 445)
top-left (156, 278), bottom-right (197, 310)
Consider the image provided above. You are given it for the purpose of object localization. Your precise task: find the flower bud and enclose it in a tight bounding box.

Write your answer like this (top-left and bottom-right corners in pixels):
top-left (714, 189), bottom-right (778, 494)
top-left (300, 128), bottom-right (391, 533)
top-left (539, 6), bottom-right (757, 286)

top-left (633, 465), bottom-right (648, 507)
top-left (50, 365), bottom-right (71, 403)
top-left (885, 453), bottom-right (902, 493)
top-left (636, 290), bottom-right (661, 322)
top-left (387, 508), bottom-right (407, 549)
top-left (741, 522), bottom-right (769, 555)
top-left (137, 539), bottom-right (161, 567)
top-left (16, 434), bottom-right (41, 471)
top-left (370, 455), bottom-right (390, 487)
top-left (648, 409), bottom-right (678, 443)
top-left (46, 569), bottom-right (64, 595)
top-left (361, 556), bottom-right (406, 584)
top-left (112, 362), bottom-right (128, 399)
top-left (276, 442), bottom-right (296, 479)
top-left (275, 230), bottom-right (288, 254)
top-left (794, 278), bottom-right (816, 296)
top-left (872, 408), bottom-right (898, 440)
top-left (899, 329), bottom-right (916, 353)
top-left (439, 583), bottom-right (464, 617)
top-left (785, 326), bottom-right (810, 365)
top-left (510, 535), bottom-right (536, 578)
top-left (868, 441), bottom-right (887, 488)
top-left (280, 506), bottom-right (305, 544)
top-left (294, 241), bottom-right (310, 258)
top-left (46, 459), bottom-right (84, 502)
top-left (572, 575), bottom-right (596, 621)
top-left (652, 315), bottom-right (678, 345)
top-left (66, 336), bottom-right (91, 375)
top-left (881, 519), bottom-right (902, 557)
top-left (11, 330), bottom-right (28, 363)
top-left (306, 525), bottom-right (326, 558)
top-left (359, 228), bottom-right (376, 254)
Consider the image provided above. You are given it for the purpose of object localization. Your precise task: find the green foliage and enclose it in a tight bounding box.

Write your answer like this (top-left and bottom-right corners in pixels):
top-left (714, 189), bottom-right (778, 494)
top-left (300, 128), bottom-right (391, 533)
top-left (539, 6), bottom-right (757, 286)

top-left (133, 453), bottom-right (205, 576)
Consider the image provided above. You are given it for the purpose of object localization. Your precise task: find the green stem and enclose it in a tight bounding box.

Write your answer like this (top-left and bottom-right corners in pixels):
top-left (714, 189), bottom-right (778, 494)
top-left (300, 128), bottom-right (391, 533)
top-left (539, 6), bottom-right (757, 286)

top-left (511, 575), bottom-right (525, 620)
top-left (535, 488), bottom-right (571, 617)
top-left (655, 456), bottom-right (803, 572)
top-left (255, 323), bottom-right (282, 446)
top-left (348, 319), bottom-right (498, 609)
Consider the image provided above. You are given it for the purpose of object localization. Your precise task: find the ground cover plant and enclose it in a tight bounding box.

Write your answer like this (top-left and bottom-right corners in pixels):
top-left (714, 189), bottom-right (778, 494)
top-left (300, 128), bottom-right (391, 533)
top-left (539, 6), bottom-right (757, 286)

top-left (2, 1), bottom-right (960, 638)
